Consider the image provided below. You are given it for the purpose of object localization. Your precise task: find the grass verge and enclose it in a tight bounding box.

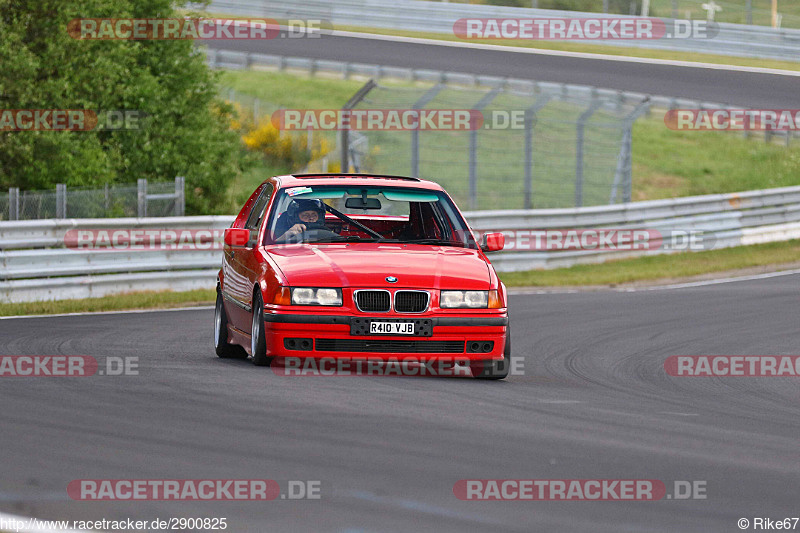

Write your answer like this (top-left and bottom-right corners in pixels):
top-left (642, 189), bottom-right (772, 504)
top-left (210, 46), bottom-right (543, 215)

top-left (498, 239), bottom-right (800, 286)
top-left (221, 69), bottom-right (800, 207)
top-left (0, 289), bottom-right (215, 317)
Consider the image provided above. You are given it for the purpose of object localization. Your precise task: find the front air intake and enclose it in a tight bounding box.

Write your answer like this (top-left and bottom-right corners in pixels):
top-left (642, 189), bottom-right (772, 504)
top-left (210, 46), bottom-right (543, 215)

top-left (354, 290), bottom-right (391, 312)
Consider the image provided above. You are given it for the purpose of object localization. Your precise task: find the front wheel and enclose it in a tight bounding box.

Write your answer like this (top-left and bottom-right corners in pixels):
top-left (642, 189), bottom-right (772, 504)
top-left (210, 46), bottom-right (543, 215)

top-left (215, 290), bottom-right (246, 359)
top-left (471, 324), bottom-right (511, 380)
top-left (250, 291), bottom-right (271, 366)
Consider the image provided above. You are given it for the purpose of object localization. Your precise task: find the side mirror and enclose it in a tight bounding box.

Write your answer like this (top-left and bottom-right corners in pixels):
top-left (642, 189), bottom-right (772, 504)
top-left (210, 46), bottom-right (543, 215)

top-left (224, 228), bottom-right (250, 247)
top-left (481, 232), bottom-right (505, 253)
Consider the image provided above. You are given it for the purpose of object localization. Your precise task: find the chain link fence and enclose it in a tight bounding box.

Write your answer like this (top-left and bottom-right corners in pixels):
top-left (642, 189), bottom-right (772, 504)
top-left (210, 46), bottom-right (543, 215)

top-left (333, 81), bottom-right (648, 210)
top-left (0, 178), bottom-right (185, 221)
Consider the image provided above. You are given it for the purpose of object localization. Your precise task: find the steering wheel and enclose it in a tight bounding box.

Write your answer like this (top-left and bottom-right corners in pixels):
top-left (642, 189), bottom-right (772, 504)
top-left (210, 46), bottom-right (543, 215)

top-left (275, 228), bottom-right (340, 244)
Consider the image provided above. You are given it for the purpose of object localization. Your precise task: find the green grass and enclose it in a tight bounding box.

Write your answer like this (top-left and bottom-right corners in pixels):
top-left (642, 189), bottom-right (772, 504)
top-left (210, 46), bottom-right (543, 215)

top-left (499, 239), bottom-right (800, 286)
top-left (0, 289), bottom-right (216, 317)
top-left (221, 69), bottom-right (800, 209)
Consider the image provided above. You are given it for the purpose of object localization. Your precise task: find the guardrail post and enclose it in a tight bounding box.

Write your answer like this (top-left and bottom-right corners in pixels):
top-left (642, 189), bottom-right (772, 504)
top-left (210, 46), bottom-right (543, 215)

top-left (468, 88), bottom-right (501, 210)
top-left (175, 176), bottom-right (185, 216)
top-left (410, 84), bottom-right (444, 178)
top-left (137, 178), bottom-right (147, 218)
top-left (9, 187), bottom-right (19, 221)
top-left (56, 183), bottom-right (66, 219)
top-left (575, 100), bottom-right (602, 207)
top-left (746, 0), bottom-right (752, 25)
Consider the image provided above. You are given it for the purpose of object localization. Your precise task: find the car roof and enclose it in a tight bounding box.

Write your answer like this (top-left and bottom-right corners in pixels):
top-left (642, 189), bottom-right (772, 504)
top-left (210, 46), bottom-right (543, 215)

top-left (272, 173), bottom-right (444, 191)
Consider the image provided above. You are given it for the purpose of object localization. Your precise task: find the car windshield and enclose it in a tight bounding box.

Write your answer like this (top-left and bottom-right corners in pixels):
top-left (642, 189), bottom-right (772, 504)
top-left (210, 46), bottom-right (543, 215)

top-left (264, 185), bottom-right (477, 248)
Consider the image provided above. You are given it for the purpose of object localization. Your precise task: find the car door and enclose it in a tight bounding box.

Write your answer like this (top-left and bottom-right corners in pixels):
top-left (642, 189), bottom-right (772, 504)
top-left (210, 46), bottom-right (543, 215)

top-left (230, 182), bottom-right (274, 321)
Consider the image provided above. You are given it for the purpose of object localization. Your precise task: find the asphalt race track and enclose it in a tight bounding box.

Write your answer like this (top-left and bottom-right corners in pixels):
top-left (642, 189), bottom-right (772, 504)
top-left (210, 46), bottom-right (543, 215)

top-left (203, 32), bottom-right (800, 108)
top-left (1, 273), bottom-right (798, 532)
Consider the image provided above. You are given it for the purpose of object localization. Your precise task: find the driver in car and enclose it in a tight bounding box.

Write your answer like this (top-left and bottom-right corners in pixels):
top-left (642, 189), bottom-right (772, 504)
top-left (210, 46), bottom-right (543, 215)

top-left (274, 199), bottom-right (328, 242)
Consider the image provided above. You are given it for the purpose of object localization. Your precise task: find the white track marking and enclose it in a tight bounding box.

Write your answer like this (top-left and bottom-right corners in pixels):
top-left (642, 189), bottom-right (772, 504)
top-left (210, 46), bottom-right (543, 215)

top-left (331, 29), bottom-right (800, 76)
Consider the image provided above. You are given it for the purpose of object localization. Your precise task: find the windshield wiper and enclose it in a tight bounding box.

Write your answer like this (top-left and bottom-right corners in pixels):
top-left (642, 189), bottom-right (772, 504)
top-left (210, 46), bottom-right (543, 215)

top-left (403, 238), bottom-right (461, 247)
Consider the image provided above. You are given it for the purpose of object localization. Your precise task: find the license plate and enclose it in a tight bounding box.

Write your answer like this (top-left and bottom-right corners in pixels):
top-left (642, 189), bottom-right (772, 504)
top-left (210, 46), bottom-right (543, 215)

top-left (370, 321), bottom-right (415, 335)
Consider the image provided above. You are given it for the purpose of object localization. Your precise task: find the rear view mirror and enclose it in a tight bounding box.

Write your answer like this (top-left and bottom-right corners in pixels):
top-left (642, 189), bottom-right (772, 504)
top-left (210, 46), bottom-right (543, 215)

top-left (481, 232), bottom-right (505, 252)
top-left (224, 228), bottom-right (250, 247)
top-left (345, 197), bottom-right (382, 210)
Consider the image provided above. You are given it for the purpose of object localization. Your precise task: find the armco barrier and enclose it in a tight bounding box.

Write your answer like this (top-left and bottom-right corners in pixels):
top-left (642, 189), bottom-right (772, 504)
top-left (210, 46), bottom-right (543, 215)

top-left (2, 187), bottom-right (800, 302)
top-left (195, 0), bottom-right (800, 62)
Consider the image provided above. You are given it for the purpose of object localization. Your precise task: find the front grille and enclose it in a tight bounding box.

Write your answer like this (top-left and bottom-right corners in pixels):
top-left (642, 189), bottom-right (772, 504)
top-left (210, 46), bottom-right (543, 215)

top-left (394, 291), bottom-right (429, 313)
top-left (355, 290), bottom-right (390, 312)
top-left (315, 339), bottom-right (465, 353)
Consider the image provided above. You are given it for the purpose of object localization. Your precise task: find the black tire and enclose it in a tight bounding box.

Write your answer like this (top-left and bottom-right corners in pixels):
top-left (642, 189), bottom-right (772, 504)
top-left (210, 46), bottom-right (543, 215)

top-left (471, 324), bottom-right (511, 380)
top-left (250, 291), bottom-right (271, 366)
top-left (215, 290), bottom-right (246, 359)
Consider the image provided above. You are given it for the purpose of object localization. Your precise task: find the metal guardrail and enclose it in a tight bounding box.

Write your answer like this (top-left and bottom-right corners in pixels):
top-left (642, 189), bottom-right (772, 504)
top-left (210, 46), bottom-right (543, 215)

top-left (196, 0), bottom-right (800, 62)
top-left (2, 187), bottom-right (800, 302)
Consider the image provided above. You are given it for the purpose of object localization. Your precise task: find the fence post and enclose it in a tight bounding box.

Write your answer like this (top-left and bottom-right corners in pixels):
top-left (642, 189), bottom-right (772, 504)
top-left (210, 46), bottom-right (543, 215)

top-left (137, 178), bottom-right (147, 218)
top-left (746, 0), bottom-right (752, 25)
top-left (410, 84), bottom-right (444, 178)
top-left (610, 97), bottom-right (650, 204)
top-left (56, 183), bottom-right (66, 219)
top-left (175, 176), bottom-right (185, 216)
top-left (340, 79), bottom-right (377, 173)
top-left (468, 88), bottom-right (501, 210)
top-left (574, 100), bottom-right (603, 207)
top-left (9, 187), bottom-right (19, 221)
top-left (523, 95), bottom-right (552, 210)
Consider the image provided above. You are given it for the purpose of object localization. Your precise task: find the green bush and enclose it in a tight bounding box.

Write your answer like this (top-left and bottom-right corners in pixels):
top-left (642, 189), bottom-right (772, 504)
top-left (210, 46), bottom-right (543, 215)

top-left (0, 0), bottom-right (245, 214)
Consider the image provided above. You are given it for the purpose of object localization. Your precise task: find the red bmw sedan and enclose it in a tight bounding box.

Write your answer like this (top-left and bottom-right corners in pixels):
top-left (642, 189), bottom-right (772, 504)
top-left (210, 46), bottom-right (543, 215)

top-left (214, 173), bottom-right (510, 379)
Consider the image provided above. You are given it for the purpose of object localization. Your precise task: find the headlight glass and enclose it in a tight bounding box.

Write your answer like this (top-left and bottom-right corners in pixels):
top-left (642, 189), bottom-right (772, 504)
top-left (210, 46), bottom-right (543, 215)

top-left (291, 287), bottom-right (342, 306)
top-left (440, 290), bottom-right (488, 308)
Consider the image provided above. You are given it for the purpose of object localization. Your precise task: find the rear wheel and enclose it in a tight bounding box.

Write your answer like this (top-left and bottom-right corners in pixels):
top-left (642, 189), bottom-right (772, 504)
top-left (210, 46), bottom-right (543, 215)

top-left (215, 290), bottom-right (246, 359)
top-left (250, 291), bottom-right (271, 366)
top-left (471, 324), bottom-right (511, 380)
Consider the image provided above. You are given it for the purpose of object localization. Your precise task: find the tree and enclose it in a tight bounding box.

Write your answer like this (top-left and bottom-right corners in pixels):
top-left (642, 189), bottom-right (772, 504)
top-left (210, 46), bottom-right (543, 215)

top-left (0, 0), bottom-right (243, 214)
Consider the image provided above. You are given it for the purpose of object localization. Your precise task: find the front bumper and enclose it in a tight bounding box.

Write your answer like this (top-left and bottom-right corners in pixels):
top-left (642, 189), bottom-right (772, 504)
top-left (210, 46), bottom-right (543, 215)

top-left (263, 313), bottom-right (508, 361)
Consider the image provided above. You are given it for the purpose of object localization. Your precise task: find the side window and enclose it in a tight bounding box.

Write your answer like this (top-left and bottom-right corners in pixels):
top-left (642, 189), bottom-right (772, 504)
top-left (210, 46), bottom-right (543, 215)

top-left (244, 184), bottom-right (273, 236)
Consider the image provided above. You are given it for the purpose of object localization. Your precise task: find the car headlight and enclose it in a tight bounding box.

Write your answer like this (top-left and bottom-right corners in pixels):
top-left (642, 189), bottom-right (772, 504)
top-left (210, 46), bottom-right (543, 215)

top-left (291, 287), bottom-right (342, 306)
top-left (440, 290), bottom-right (488, 309)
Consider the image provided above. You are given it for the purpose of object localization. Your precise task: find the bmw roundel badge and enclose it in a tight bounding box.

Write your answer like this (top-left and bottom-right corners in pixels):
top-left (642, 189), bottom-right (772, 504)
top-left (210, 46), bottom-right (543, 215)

top-left (385, 276), bottom-right (398, 283)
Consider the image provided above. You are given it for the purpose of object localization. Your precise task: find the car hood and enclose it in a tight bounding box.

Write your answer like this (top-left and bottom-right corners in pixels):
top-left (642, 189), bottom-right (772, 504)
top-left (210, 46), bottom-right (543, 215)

top-left (266, 243), bottom-right (491, 290)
